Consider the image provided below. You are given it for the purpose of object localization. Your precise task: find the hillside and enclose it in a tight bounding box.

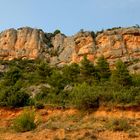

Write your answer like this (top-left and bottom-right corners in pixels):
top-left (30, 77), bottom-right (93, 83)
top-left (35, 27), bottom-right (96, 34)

top-left (0, 27), bottom-right (140, 73)
top-left (0, 27), bottom-right (140, 140)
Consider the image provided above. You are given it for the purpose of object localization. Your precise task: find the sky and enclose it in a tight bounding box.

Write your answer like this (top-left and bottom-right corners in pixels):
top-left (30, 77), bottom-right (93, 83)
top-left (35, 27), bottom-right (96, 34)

top-left (0, 0), bottom-right (140, 35)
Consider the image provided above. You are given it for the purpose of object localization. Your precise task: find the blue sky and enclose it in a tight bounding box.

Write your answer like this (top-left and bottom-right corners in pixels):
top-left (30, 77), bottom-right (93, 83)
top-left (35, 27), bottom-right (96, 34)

top-left (0, 0), bottom-right (140, 35)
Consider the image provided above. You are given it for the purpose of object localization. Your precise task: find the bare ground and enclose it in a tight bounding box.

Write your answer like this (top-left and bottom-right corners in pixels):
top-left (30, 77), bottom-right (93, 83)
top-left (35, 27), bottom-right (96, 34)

top-left (0, 106), bottom-right (139, 140)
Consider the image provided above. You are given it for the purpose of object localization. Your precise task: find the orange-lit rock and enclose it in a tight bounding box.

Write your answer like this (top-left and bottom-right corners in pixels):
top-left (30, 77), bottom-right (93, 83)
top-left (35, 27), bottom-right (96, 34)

top-left (0, 27), bottom-right (140, 72)
top-left (0, 27), bottom-right (47, 60)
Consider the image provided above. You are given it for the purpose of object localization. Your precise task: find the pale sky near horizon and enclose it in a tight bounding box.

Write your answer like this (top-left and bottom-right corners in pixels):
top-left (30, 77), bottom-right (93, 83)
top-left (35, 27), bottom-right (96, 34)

top-left (0, 0), bottom-right (140, 35)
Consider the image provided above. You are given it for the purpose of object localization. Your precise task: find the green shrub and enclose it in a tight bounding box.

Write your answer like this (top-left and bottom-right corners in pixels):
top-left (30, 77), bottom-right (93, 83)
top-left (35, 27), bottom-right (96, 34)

top-left (91, 31), bottom-right (96, 38)
top-left (48, 70), bottom-right (66, 90)
top-left (0, 72), bottom-right (3, 78)
top-left (106, 118), bottom-right (130, 131)
top-left (53, 29), bottom-right (61, 35)
top-left (34, 86), bottom-right (50, 102)
top-left (96, 56), bottom-right (111, 80)
top-left (35, 91), bottom-right (48, 102)
top-left (7, 91), bottom-right (30, 107)
top-left (34, 102), bottom-right (44, 109)
top-left (0, 85), bottom-right (30, 107)
top-left (112, 86), bottom-right (140, 105)
top-left (132, 74), bottom-right (140, 86)
top-left (70, 83), bottom-right (99, 110)
top-left (3, 67), bottom-right (22, 86)
top-left (80, 56), bottom-right (96, 77)
top-left (0, 59), bottom-right (139, 109)
top-left (62, 63), bottom-right (80, 83)
top-left (13, 110), bottom-right (36, 132)
top-left (98, 82), bottom-right (140, 106)
top-left (42, 89), bottom-right (69, 107)
top-left (36, 62), bottom-right (52, 78)
top-left (80, 56), bottom-right (99, 83)
top-left (111, 59), bottom-right (132, 86)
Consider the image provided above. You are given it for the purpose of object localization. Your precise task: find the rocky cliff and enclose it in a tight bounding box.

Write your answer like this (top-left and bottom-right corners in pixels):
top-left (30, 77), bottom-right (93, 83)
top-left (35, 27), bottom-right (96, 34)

top-left (0, 27), bottom-right (140, 73)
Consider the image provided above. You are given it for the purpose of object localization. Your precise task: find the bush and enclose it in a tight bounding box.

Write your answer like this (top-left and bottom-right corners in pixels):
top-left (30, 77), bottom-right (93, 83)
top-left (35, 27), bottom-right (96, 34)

top-left (36, 62), bottom-right (52, 78)
top-left (111, 59), bottom-right (132, 86)
top-left (34, 102), bottom-right (44, 109)
top-left (35, 87), bottom-right (49, 101)
top-left (53, 29), bottom-right (61, 35)
top-left (62, 63), bottom-right (80, 83)
top-left (98, 82), bottom-right (140, 106)
top-left (112, 87), bottom-right (140, 105)
top-left (91, 31), bottom-right (96, 38)
top-left (132, 74), bottom-right (140, 86)
top-left (80, 56), bottom-right (96, 76)
top-left (0, 85), bottom-right (30, 107)
top-left (42, 89), bottom-right (69, 107)
top-left (70, 83), bottom-right (99, 110)
top-left (7, 90), bottom-right (30, 108)
top-left (0, 59), bottom-right (139, 109)
top-left (80, 56), bottom-right (99, 83)
top-left (106, 118), bottom-right (130, 131)
top-left (48, 70), bottom-right (66, 90)
top-left (3, 67), bottom-right (22, 86)
top-left (13, 110), bottom-right (36, 132)
top-left (96, 56), bottom-right (111, 80)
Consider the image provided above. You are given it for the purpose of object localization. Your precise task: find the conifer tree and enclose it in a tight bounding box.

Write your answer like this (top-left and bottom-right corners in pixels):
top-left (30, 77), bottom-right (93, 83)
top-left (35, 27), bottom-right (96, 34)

top-left (111, 59), bottom-right (132, 86)
top-left (80, 56), bottom-right (99, 82)
top-left (62, 63), bottom-right (80, 83)
top-left (96, 56), bottom-right (111, 80)
top-left (37, 62), bottom-right (52, 78)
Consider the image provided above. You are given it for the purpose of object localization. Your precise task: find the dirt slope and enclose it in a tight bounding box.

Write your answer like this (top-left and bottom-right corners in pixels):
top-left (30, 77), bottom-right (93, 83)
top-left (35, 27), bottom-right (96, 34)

top-left (0, 107), bottom-right (139, 140)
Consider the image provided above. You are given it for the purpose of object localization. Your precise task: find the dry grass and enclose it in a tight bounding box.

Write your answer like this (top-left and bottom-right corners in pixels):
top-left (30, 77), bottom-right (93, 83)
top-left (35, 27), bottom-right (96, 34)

top-left (0, 107), bottom-right (139, 140)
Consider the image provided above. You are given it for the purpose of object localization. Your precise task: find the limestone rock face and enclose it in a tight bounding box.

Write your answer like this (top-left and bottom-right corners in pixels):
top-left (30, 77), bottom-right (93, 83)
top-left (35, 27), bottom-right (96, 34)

top-left (0, 27), bottom-right (47, 60)
top-left (0, 27), bottom-right (140, 73)
top-left (95, 28), bottom-right (140, 66)
top-left (72, 31), bottom-right (96, 63)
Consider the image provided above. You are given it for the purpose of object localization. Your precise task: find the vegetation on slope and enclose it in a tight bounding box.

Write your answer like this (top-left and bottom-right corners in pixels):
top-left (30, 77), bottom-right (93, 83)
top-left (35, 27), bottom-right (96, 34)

top-left (0, 56), bottom-right (139, 109)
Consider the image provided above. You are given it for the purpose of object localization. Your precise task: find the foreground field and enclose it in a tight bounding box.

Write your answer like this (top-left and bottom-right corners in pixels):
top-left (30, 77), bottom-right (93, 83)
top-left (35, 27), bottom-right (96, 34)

top-left (0, 106), bottom-right (139, 140)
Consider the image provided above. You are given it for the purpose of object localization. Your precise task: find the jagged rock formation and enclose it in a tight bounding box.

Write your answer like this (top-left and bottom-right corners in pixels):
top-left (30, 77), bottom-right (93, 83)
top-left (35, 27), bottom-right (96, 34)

top-left (0, 27), bottom-right (140, 73)
top-left (0, 27), bottom-right (47, 60)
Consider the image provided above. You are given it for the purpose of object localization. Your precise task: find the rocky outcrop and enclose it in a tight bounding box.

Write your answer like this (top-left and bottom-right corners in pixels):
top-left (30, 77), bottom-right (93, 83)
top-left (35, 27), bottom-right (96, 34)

top-left (95, 28), bottom-right (140, 65)
top-left (0, 27), bottom-right (47, 60)
top-left (0, 27), bottom-right (140, 73)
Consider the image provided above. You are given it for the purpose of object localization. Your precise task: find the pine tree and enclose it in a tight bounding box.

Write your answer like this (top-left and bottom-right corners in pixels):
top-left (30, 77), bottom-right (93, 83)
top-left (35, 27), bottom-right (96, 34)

top-left (48, 70), bottom-right (66, 90)
top-left (111, 59), bottom-right (132, 86)
top-left (96, 56), bottom-right (111, 80)
top-left (80, 56), bottom-right (99, 82)
top-left (3, 67), bottom-right (22, 86)
top-left (37, 62), bottom-right (52, 78)
top-left (62, 63), bottom-right (80, 83)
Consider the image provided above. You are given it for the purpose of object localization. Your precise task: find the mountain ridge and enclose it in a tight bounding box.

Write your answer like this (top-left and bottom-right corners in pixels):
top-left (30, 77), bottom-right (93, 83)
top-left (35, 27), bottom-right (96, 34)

top-left (0, 26), bottom-right (140, 73)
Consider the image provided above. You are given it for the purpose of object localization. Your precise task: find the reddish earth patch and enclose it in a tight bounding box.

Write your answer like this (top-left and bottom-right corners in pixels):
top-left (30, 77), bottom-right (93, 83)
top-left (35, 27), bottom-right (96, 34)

top-left (0, 106), bottom-right (139, 140)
